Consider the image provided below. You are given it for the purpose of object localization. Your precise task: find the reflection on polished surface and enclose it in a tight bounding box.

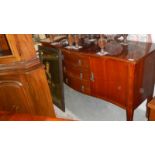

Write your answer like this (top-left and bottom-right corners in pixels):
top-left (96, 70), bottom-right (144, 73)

top-left (41, 36), bottom-right (155, 62)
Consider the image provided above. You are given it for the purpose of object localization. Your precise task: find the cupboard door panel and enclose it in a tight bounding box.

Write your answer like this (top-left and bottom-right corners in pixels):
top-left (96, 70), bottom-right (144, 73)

top-left (89, 57), bottom-right (107, 97)
top-left (0, 78), bottom-right (33, 113)
top-left (90, 57), bottom-right (129, 107)
top-left (105, 59), bottom-right (129, 106)
top-left (38, 46), bottom-right (65, 111)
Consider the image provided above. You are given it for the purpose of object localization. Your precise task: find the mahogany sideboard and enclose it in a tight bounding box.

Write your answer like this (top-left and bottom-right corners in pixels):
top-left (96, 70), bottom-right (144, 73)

top-left (41, 39), bottom-right (155, 121)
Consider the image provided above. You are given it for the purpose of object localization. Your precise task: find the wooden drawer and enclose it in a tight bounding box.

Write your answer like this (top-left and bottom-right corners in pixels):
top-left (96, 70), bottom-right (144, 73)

top-left (64, 74), bottom-right (91, 95)
top-left (62, 51), bottom-right (90, 69)
top-left (63, 62), bottom-right (90, 80)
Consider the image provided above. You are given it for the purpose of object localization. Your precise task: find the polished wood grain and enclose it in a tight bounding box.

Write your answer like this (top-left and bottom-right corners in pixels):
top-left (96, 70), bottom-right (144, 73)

top-left (0, 111), bottom-right (71, 121)
top-left (42, 39), bottom-right (155, 60)
top-left (148, 97), bottom-right (155, 121)
top-left (0, 34), bottom-right (37, 64)
top-left (38, 45), bottom-right (65, 111)
top-left (41, 39), bottom-right (155, 121)
top-left (0, 34), bottom-right (56, 118)
top-left (90, 57), bottom-right (129, 108)
top-left (64, 73), bottom-right (91, 95)
top-left (6, 34), bottom-right (36, 61)
top-left (62, 50), bottom-right (91, 95)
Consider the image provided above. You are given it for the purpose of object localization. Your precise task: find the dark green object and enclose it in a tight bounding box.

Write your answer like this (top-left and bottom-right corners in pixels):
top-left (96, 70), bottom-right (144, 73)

top-left (38, 45), bottom-right (65, 111)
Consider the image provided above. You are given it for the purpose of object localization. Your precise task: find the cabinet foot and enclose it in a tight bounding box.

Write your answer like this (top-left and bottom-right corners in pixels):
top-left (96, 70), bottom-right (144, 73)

top-left (146, 96), bottom-right (153, 119)
top-left (126, 109), bottom-right (134, 121)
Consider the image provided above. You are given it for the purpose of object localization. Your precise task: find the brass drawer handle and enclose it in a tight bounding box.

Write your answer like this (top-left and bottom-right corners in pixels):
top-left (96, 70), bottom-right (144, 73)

top-left (78, 59), bottom-right (82, 66)
top-left (66, 78), bottom-right (68, 84)
top-left (12, 105), bottom-right (20, 112)
top-left (81, 85), bottom-right (84, 91)
top-left (80, 73), bottom-right (83, 79)
top-left (90, 72), bottom-right (94, 81)
top-left (64, 66), bottom-right (66, 72)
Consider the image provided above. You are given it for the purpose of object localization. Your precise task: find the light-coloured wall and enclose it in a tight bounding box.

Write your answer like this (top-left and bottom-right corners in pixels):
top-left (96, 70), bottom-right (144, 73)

top-left (151, 34), bottom-right (155, 43)
top-left (128, 34), bottom-right (155, 42)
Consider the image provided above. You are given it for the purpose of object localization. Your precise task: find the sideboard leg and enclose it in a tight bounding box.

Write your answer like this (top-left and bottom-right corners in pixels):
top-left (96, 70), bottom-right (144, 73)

top-left (126, 108), bottom-right (134, 121)
top-left (146, 95), bottom-right (153, 119)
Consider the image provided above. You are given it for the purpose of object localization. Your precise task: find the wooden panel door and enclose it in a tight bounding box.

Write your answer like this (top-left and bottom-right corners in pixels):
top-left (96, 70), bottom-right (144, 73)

top-left (90, 56), bottom-right (129, 108)
top-left (0, 76), bottom-right (34, 114)
top-left (38, 46), bottom-right (65, 111)
top-left (105, 58), bottom-right (129, 107)
top-left (89, 57), bottom-right (107, 98)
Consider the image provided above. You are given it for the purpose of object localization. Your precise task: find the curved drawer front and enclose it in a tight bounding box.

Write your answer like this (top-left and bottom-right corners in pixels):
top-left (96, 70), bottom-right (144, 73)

top-left (64, 73), bottom-right (91, 95)
top-left (63, 61), bottom-right (90, 80)
top-left (62, 51), bottom-right (90, 69)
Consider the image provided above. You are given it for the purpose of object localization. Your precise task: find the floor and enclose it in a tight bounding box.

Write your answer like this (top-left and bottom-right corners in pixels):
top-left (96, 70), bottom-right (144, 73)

top-left (54, 84), bottom-right (150, 121)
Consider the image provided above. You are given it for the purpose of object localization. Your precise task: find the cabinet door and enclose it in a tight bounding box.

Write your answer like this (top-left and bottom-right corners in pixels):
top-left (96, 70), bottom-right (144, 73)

top-left (89, 57), bottom-right (107, 98)
top-left (105, 59), bottom-right (129, 107)
top-left (0, 77), bottom-right (34, 113)
top-left (38, 46), bottom-right (65, 111)
top-left (90, 57), bottom-right (129, 107)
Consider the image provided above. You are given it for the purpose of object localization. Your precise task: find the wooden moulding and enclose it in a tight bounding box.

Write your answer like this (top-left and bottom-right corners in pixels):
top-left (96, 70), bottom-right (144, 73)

top-left (0, 57), bottom-right (42, 74)
top-left (0, 58), bottom-right (56, 117)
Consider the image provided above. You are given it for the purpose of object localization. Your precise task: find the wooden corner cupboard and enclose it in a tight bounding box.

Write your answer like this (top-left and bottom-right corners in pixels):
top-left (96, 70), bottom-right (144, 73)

top-left (41, 38), bottom-right (155, 121)
top-left (0, 34), bottom-right (55, 117)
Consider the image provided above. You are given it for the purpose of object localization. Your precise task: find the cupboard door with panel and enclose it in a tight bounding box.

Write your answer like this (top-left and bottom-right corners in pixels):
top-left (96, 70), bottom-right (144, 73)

top-left (0, 34), bottom-right (55, 117)
top-left (89, 57), bottom-right (107, 98)
top-left (105, 58), bottom-right (129, 107)
top-left (89, 57), bottom-right (129, 108)
top-left (38, 45), bottom-right (65, 111)
top-left (0, 76), bottom-right (34, 114)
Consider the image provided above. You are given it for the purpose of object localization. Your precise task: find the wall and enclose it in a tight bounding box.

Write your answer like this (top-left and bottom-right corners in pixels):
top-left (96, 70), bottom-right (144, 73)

top-left (128, 34), bottom-right (155, 42)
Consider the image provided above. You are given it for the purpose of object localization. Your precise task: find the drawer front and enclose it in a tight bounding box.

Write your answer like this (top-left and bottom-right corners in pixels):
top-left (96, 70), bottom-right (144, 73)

top-left (64, 74), bottom-right (91, 95)
top-left (62, 51), bottom-right (90, 69)
top-left (63, 62), bottom-right (90, 80)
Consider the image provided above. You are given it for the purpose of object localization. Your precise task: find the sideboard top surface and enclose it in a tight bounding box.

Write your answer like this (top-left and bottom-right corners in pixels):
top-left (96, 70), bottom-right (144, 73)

top-left (41, 39), bottom-right (155, 62)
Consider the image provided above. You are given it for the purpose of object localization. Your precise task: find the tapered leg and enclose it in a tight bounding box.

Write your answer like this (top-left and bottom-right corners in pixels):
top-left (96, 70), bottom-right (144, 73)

top-left (146, 96), bottom-right (153, 119)
top-left (126, 108), bottom-right (134, 121)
